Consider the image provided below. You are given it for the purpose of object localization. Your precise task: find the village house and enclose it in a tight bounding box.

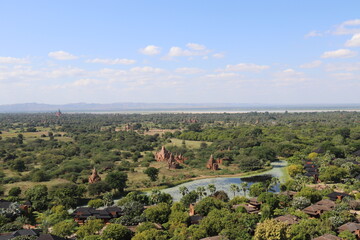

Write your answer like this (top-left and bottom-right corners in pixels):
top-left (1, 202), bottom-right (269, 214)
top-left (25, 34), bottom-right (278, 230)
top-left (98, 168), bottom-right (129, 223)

top-left (232, 204), bottom-right (260, 214)
top-left (326, 191), bottom-right (351, 201)
top-left (279, 190), bottom-right (298, 199)
top-left (71, 206), bottom-right (122, 224)
top-left (0, 230), bottom-right (66, 240)
top-left (303, 199), bottom-right (335, 217)
top-left (313, 234), bottom-right (341, 240)
top-left (338, 222), bottom-right (360, 239)
top-left (273, 214), bottom-right (299, 225)
top-left (200, 236), bottom-right (223, 240)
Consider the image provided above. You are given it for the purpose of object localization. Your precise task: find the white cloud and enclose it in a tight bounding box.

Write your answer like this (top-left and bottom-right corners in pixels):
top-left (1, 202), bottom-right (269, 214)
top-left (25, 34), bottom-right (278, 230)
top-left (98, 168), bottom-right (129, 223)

top-left (325, 62), bottom-right (360, 72)
top-left (0, 57), bottom-right (29, 64)
top-left (345, 33), bottom-right (360, 47)
top-left (186, 43), bottom-right (206, 51)
top-left (168, 47), bottom-right (196, 57)
top-left (175, 67), bottom-right (204, 74)
top-left (321, 49), bottom-right (357, 59)
top-left (205, 72), bottom-right (240, 79)
top-left (212, 53), bottom-right (225, 58)
top-left (48, 51), bottom-right (78, 60)
top-left (305, 30), bottom-right (322, 38)
top-left (71, 79), bottom-right (101, 87)
top-left (330, 72), bottom-right (357, 80)
top-left (300, 60), bottom-right (322, 69)
top-left (130, 66), bottom-right (165, 73)
top-left (273, 69), bottom-right (308, 86)
top-left (166, 43), bottom-right (211, 58)
top-left (86, 58), bottom-right (136, 65)
top-left (332, 19), bottom-right (360, 35)
top-left (139, 45), bottom-right (161, 55)
top-left (225, 63), bottom-right (270, 72)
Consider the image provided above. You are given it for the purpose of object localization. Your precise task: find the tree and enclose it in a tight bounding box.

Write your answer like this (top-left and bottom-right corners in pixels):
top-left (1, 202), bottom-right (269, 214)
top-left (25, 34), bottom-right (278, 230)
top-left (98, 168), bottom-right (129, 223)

top-left (207, 184), bottom-right (216, 195)
top-left (291, 196), bottom-right (311, 210)
top-left (144, 167), bottom-right (159, 182)
top-left (254, 219), bottom-right (289, 240)
top-left (117, 201), bottom-right (145, 226)
top-left (194, 197), bottom-right (227, 216)
top-left (144, 203), bottom-right (171, 224)
top-left (288, 164), bottom-right (305, 177)
top-left (179, 186), bottom-right (189, 196)
top-left (105, 171), bottom-right (128, 192)
top-left (180, 191), bottom-right (198, 207)
top-left (240, 182), bottom-right (248, 197)
top-left (319, 166), bottom-right (348, 183)
top-left (149, 190), bottom-right (172, 205)
top-left (88, 199), bottom-right (104, 208)
top-left (266, 177), bottom-right (280, 192)
top-left (102, 224), bottom-right (132, 240)
top-left (229, 184), bottom-right (240, 198)
top-left (88, 181), bottom-right (111, 196)
top-left (8, 187), bottom-right (21, 197)
top-left (25, 185), bottom-right (48, 211)
top-left (103, 192), bottom-right (114, 206)
top-left (338, 230), bottom-right (357, 240)
top-left (249, 182), bottom-right (266, 197)
top-left (50, 183), bottom-right (86, 209)
top-left (213, 190), bottom-right (230, 202)
top-left (132, 229), bottom-right (168, 240)
top-left (196, 186), bottom-right (207, 200)
top-left (52, 220), bottom-right (78, 238)
top-left (76, 219), bottom-right (104, 239)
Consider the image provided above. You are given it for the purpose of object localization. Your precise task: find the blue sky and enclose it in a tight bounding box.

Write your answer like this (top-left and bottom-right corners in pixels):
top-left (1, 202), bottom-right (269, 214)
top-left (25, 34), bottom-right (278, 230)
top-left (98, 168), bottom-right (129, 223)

top-left (1, 1), bottom-right (360, 104)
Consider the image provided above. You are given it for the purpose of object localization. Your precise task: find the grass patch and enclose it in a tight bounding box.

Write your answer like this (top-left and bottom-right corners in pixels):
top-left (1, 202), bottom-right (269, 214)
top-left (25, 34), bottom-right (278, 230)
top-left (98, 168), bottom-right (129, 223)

top-left (166, 138), bottom-right (212, 149)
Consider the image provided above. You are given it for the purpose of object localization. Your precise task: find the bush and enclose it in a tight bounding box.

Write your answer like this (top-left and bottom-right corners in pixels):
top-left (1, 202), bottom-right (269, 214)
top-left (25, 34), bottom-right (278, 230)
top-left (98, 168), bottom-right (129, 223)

top-left (88, 199), bottom-right (104, 208)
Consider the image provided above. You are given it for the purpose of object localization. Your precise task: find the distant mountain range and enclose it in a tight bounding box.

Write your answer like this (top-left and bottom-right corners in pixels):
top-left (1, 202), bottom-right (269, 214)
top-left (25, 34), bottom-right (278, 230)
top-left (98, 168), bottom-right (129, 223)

top-left (0, 103), bottom-right (360, 113)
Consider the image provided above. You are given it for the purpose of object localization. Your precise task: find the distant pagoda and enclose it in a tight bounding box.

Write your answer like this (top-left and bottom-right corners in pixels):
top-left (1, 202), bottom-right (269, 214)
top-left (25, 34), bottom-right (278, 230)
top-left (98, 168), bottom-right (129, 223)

top-left (55, 109), bottom-right (62, 117)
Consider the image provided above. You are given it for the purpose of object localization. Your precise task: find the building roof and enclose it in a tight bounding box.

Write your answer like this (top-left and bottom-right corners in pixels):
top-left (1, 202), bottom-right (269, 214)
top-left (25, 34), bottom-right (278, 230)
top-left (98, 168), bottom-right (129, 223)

top-left (303, 199), bottom-right (335, 216)
top-left (338, 222), bottom-right (360, 233)
top-left (313, 234), bottom-right (341, 240)
top-left (233, 204), bottom-right (259, 214)
top-left (0, 199), bottom-right (12, 209)
top-left (200, 236), bottom-right (224, 240)
top-left (274, 214), bottom-right (299, 225)
top-left (327, 192), bottom-right (351, 201)
top-left (12, 229), bottom-right (41, 237)
top-left (38, 234), bottom-right (67, 240)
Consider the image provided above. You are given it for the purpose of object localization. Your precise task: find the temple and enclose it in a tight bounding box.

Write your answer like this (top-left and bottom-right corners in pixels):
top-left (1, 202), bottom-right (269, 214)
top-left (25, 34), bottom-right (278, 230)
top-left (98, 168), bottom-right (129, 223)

top-left (206, 154), bottom-right (219, 170)
top-left (155, 146), bottom-right (171, 162)
top-left (88, 168), bottom-right (101, 184)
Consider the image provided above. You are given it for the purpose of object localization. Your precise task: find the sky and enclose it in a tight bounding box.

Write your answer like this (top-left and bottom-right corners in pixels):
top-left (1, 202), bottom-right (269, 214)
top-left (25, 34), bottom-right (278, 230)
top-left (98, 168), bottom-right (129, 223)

top-left (1, 1), bottom-right (360, 105)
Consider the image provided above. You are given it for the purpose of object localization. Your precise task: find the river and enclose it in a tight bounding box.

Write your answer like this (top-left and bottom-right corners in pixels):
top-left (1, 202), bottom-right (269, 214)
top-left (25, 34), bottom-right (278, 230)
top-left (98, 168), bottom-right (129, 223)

top-left (161, 160), bottom-right (289, 201)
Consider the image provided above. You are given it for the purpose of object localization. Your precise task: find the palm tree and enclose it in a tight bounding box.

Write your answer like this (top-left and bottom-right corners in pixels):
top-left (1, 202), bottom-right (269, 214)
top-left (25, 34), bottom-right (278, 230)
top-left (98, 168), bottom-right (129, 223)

top-left (240, 182), bottom-right (248, 197)
top-left (179, 186), bottom-right (189, 196)
top-left (196, 186), bottom-right (207, 200)
top-left (267, 177), bottom-right (280, 192)
top-left (207, 184), bottom-right (216, 195)
top-left (229, 184), bottom-right (240, 198)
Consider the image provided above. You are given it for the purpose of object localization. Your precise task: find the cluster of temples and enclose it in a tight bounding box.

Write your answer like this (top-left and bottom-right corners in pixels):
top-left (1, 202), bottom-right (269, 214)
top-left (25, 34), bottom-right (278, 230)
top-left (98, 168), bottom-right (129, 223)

top-left (154, 146), bottom-right (187, 169)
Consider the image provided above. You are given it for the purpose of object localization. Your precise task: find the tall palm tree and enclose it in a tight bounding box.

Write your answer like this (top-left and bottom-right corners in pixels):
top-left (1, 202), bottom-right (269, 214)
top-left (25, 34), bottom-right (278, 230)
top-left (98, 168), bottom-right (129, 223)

top-left (240, 182), bottom-right (248, 197)
top-left (179, 186), bottom-right (189, 196)
top-left (230, 184), bottom-right (240, 198)
top-left (196, 186), bottom-right (207, 200)
top-left (267, 177), bottom-right (280, 192)
top-left (207, 184), bottom-right (216, 195)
